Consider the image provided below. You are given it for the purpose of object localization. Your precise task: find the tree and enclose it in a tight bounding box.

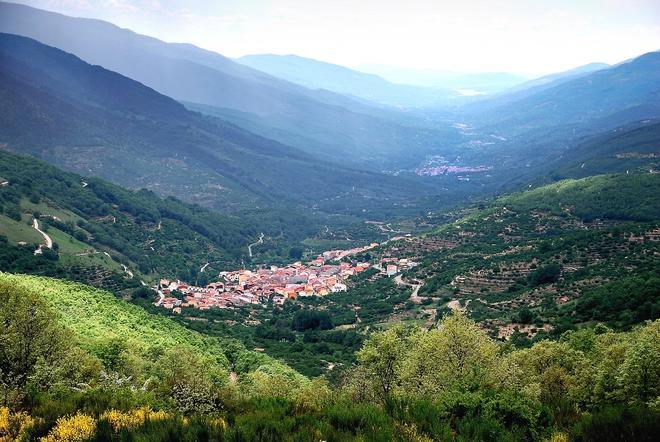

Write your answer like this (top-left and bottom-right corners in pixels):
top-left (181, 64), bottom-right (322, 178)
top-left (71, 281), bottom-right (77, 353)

top-left (292, 310), bottom-right (333, 331)
top-left (400, 312), bottom-right (500, 395)
top-left (155, 348), bottom-right (227, 414)
top-left (618, 322), bottom-right (660, 403)
top-left (356, 324), bottom-right (411, 408)
top-left (528, 263), bottom-right (562, 286)
top-left (0, 281), bottom-right (71, 407)
top-left (288, 247), bottom-right (304, 260)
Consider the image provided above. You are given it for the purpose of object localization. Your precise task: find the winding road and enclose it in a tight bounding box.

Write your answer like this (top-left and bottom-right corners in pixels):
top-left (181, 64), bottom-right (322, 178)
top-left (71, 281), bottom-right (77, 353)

top-left (32, 218), bottom-right (53, 253)
top-left (378, 223), bottom-right (406, 234)
top-left (247, 233), bottom-right (265, 258)
top-left (120, 264), bottom-right (134, 279)
top-left (394, 274), bottom-right (423, 302)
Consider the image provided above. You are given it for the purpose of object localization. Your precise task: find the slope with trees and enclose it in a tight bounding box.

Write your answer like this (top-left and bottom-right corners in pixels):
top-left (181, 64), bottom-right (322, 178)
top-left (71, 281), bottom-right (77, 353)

top-left (0, 149), bottom-right (332, 292)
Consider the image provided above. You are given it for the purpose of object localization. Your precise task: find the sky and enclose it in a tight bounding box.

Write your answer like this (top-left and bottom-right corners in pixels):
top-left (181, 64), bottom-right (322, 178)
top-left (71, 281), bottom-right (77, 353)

top-left (16, 0), bottom-right (660, 76)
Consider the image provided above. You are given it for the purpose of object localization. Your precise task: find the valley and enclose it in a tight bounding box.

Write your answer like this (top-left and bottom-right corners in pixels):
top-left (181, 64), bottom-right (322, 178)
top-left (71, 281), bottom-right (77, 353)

top-left (0, 1), bottom-right (658, 440)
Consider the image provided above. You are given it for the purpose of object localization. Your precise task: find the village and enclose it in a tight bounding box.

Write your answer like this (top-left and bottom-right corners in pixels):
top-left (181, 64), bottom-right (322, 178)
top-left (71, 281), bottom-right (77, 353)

top-left (155, 240), bottom-right (418, 313)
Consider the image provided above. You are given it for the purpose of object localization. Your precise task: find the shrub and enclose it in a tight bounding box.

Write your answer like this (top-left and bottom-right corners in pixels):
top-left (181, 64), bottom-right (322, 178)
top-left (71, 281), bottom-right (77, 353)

top-left (0, 406), bottom-right (37, 440)
top-left (528, 263), bottom-right (562, 287)
top-left (99, 407), bottom-right (170, 432)
top-left (42, 412), bottom-right (96, 442)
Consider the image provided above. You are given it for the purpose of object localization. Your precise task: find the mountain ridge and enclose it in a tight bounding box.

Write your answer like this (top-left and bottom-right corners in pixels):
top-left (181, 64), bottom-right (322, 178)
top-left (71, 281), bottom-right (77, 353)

top-left (0, 1), bottom-right (456, 168)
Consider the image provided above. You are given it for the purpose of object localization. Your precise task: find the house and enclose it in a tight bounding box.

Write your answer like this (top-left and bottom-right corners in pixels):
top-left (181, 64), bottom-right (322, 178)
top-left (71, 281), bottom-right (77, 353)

top-left (331, 283), bottom-right (347, 292)
top-left (386, 264), bottom-right (398, 276)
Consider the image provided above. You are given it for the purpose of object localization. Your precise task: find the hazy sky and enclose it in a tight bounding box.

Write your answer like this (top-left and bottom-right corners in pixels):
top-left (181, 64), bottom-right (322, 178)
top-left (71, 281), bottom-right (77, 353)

top-left (17, 0), bottom-right (660, 75)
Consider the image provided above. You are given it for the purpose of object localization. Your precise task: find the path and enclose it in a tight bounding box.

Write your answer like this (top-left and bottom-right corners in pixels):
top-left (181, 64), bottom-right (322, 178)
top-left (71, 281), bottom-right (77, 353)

top-left (377, 223), bottom-right (406, 234)
top-left (155, 290), bottom-right (165, 306)
top-left (247, 233), bottom-right (265, 258)
top-left (200, 262), bottom-right (210, 273)
top-left (32, 218), bottom-right (53, 254)
top-left (120, 264), bottom-right (134, 279)
top-left (394, 274), bottom-right (423, 302)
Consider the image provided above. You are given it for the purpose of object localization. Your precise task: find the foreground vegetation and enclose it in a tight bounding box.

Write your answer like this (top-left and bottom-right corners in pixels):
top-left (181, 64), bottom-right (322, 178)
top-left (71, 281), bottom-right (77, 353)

top-left (1, 273), bottom-right (658, 441)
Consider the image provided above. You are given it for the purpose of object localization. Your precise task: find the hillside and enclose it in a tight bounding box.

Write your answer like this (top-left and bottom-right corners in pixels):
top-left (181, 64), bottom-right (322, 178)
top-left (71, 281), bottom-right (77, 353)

top-left (0, 2), bottom-right (459, 169)
top-left (465, 51), bottom-right (660, 134)
top-left (549, 120), bottom-right (660, 179)
top-left (390, 173), bottom-right (659, 338)
top-left (154, 173), bottom-right (658, 377)
top-left (0, 273), bottom-right (230, 365)
top-left (0, 32), bottom-right (446, 217)
top-left (0, 272), bottom-right (303, 380)
top-left (0, 150), bottom-right (330, 292)
top-left (474, 62), bottom-right (610, 108)
top-left (236, 54), bottom-right (454, 107)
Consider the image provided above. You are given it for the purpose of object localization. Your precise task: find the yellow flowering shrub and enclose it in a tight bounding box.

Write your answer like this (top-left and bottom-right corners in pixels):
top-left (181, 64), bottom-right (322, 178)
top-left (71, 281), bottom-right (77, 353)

top-left (0, 407), bottom-right (37, 441)
top-left (41, 412), bottom-right (96, 442)
top-left (100, 407), bottom-right (170, 432)
top-left (546, 432), bottom-right (570, 442)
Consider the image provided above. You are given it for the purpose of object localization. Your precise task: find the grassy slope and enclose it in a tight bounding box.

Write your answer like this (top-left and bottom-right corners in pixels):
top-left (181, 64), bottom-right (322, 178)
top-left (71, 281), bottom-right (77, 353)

top-left (0, 273), bottom-right (228, 364)
top-left (0, 272), bottom-right (304, 379)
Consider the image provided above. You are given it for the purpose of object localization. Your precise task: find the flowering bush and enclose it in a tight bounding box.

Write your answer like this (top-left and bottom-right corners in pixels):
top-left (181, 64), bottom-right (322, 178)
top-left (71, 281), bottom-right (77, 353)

top-left (0, 407), bottom-right (36, 441)
top-left (42, 412), bottom-right (96, 442)
top-left (100, 407), bottom-right (170, 432)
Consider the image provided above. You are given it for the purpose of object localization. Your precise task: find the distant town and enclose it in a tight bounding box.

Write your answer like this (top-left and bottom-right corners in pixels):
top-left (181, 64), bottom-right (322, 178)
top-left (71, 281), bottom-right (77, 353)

top-left (415, 165), bottom-right (492, 176)
top-left (155, 239), bottom-right (418, 313)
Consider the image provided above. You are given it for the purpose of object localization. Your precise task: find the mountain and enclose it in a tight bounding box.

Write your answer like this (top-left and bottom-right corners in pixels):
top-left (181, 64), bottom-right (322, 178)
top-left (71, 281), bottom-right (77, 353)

top-left (0, 32), bottom-right (448, 218)
top-left (501, 62), bottom-right (609, 95)
top-left (374, 172), bottom-right (660, 336)
top-left (549, 120), bottom-right (660, 179)
top-left (355, 64), bottom-right (528, 95)
top-left (460, 62), bottom-right (610, 115)
top-left (0, 2), bottom-right (457, 169)
top-left (0, 149), bottom-right (332, 293)
top-left (236, 54), bottom-right (455, 107)
top-left (464, 51), bottom-right (660, 133)
top-left (437, 51), bottom-right (660, 188)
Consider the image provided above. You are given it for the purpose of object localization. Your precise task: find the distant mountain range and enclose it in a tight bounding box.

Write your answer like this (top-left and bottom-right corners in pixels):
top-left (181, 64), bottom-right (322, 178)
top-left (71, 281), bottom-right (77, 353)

top-left (236, 54), bottom-right (457, 107)
top-left (0, 1), bottom-right (458, 169)
top-left (0, 0), bottom-right (658, 220)
top-left (499, 63), bottom-right (609, 96)
top-left (463, 51), bottom-right (660, 133)
top-left (354, 65), bottom-right (529, 95)
top-left (0, 32), bottom-right (442, 216)
top-left (443, 50), bottom-right (660, 190)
